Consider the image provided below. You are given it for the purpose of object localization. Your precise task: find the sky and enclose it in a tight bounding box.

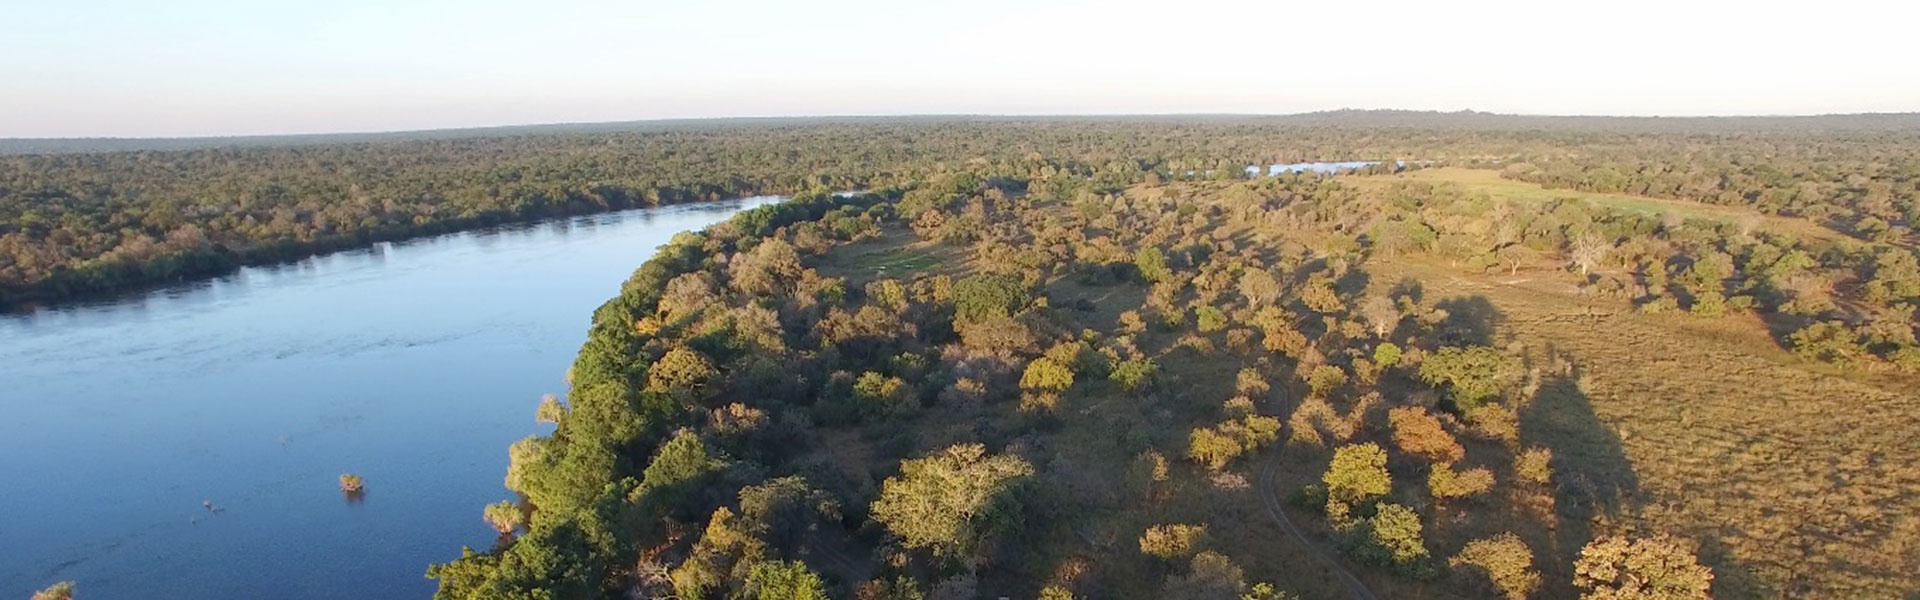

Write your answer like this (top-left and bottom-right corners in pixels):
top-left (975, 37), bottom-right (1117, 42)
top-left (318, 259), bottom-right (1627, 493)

top-left (3, 0), bottom-right (1916, 138)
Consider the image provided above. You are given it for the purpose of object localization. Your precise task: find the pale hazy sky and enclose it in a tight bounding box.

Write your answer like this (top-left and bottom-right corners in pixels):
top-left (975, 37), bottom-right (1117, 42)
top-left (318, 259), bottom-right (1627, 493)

top-left (3, 0), bottom-right (1915, 137)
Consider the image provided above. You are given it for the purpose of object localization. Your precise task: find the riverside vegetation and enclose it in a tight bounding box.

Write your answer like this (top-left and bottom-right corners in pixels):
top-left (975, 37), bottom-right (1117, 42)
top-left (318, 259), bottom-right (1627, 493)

top-left (412, 116), bottom-right (1918, 600)
top-left (11, 113), bottom-right (1918, 598)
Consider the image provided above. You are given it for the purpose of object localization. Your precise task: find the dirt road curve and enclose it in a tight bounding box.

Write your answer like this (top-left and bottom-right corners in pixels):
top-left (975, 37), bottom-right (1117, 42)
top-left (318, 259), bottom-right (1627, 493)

top-left (1256, 457), bottom-right (1379, 600)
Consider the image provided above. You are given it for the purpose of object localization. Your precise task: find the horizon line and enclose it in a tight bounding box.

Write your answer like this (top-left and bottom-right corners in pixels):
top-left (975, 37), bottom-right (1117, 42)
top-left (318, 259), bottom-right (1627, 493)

top-left (8, 109), bottom-right (1920, 142)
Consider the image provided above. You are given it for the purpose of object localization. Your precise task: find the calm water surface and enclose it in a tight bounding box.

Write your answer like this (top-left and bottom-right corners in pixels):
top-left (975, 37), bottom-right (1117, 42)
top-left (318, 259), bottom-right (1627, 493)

top-left (0, 196), bottom-right (782, 599)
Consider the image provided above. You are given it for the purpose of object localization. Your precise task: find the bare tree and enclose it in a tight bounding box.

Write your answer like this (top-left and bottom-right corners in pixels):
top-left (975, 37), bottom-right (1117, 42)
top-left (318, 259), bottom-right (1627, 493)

top-left (1361, 295), bottom-right (1401, 337)
top-left (1568, 232), bottom-right (1613, 278)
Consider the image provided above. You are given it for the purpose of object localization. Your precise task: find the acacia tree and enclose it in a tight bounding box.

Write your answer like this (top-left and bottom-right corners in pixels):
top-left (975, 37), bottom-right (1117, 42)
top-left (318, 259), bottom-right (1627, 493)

top-left (1572, 535), bottom-right (1713, 600)
top-left (1418, 346), bottom-right (1515, 412)
top-left (1451, 533), bottom-right (1541, 600)
top-left (871, 444), bottom-right (1034, 559)
top-left (1239, 269), bottom-right (1283, 307)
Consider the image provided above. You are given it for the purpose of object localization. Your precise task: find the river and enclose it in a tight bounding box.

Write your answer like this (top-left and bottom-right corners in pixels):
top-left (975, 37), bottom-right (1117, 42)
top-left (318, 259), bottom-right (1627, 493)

top-left (0, 196), bottom-right (784, 599)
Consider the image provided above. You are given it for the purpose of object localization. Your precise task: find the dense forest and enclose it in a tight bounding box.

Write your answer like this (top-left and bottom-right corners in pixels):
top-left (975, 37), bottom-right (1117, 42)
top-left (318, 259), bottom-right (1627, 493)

top-left (6, 113), bottom-right (1918, 308)
top-left (9, 114), bottom-right (1920, 598)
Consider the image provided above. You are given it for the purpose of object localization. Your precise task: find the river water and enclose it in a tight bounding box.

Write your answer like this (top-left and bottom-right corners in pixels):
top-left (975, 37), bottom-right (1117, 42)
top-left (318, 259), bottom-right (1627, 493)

top-left (0, 196), bottom-right (783, 599)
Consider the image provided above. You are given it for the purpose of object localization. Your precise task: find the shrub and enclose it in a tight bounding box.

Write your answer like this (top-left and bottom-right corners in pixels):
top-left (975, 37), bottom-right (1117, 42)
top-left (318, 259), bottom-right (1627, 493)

top-left (1322, 443), bottom-right (1391, 506)
top-left (1235, 368), bottom-right (1270, 397)
top-left (31, 582), bottom-right (75, 600)
top-left (1020, 357), bottom-right (1076, 392)
top-left (1188, 427), bottom-right (1244, 471)
top-left (1110, 358), bottom-right (1158, 391)
top-left (1789, 321), bottom-right (1864, 363)
top-left (1373, 342), bottom-right (1403, 368)
top-left (535, 393), bottom-right (567, 424)
top-left (1195, 305), bottom-right (1229, 332)
top-left (1362, 503), bottom-right (1431, 569)
top-left (1428, 465), bottom-right (1495, 499)
top-left (1388, 406), bottom-right (1463, 463)
top-left (649, 347), bottom-right (717, 398)
top-left (743, 560), bottom-right (829, 600)
top-left (484, 500), bottom-right (524, 534)
top-left (1162, 551), bottom-right (1247, 600)
top-left (1517, 447), bottom-right (1553, 484)
top-left (1139, 523), bottom-right (1208, 559)
top-left (1136, 247), bottom-right (1172, 283)
top-left (871, 444), bottom-right (1034, 558)
top-left (1572, 535), bottom-right (1713, 599)
top-left (1307, 365), bottom-right (1348, 397)
top-left (1450, 533), bottom-right (1540, 600)
top-left (953, 273), bottom-right (1031, 324)
top-left (1418, 346), bottom-right (1514, 411)
top-left (1038, 585), bottom-right (1076, 600)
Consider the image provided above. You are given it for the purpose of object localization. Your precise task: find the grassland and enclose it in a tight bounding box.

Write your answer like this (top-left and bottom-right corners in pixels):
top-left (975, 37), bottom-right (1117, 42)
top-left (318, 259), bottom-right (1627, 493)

top-left (792, 173), bottom-right (1917, 598)
top-left (1377, 257), bottom-right (1920, 598)
top-left (1360, 168), bottom-right (1852, 244)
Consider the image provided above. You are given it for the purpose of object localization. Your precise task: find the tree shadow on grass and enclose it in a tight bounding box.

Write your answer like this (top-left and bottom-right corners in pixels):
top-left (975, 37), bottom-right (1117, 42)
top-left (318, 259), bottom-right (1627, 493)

top-left (1519, 365), bottom-right (1641, 597)
top-left (1434, 295), bottom-right (1503, 347)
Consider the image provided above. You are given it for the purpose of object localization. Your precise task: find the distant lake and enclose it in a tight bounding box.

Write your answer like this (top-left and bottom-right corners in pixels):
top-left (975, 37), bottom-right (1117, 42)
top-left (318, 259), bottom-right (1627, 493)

top-left (0, 196), bottom-right (783, 599)
top-left (1246, 160), bottom-right (1388, 176)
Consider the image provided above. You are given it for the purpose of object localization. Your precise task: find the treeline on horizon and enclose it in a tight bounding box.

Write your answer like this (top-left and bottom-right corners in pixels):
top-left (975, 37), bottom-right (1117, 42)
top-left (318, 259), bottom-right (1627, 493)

top-left (3, 114), bottom-right (1919, 308)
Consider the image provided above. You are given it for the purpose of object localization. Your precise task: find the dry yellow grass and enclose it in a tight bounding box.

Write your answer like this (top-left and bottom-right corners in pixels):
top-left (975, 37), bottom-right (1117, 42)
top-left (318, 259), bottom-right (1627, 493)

top-left (1378, 257), bottom-right (1920, 598)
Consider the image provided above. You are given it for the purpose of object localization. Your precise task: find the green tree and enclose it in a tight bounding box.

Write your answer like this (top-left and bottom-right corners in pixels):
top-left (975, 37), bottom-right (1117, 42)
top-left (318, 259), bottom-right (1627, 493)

top-left (871, 444), bottom-right (1034, 558)
top-left (1322, 443), bottom-right (1391, 506)
top-left (648, 347), bottom-right (717, 400)
top-left (1136, 247), bottom-right (1173, 283)
top-left (743, 560), bottom-right (829, 600)
top-left (483, 500), bottom-right (524, 535)
top-left (1196, 305), bottom-right (1229, 332)
top-left (1110, 358), bottom-right (1158, 391)
top-left (1363, 503), bottom-right (1431, 568)
top-left (952, 273), bottom-right (1031, 324)
top-left (1020, 357), bottom-right (1076, 393)
top-left (1418, 346), bottom-right (1514, 411)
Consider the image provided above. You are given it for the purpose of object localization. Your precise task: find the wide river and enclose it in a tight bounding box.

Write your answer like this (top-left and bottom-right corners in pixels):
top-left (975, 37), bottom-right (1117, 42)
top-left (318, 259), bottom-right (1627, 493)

top-left (0, 196), bottom-right (783, 599)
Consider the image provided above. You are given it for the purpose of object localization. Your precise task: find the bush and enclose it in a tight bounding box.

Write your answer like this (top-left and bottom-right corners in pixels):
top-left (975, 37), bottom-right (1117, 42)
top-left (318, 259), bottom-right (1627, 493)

top-left (1110, 358), bottom-right (1158, 391)
top-left (1139, 523), bottom-right (1209, 559)
top-left (1195, 305), bottom-right (1229, 332)
top-left (1450, 533), bottom-right (1540, 600)
top-left (1306, 365), bottom-right (1348, 397)
top-left (1388, 406), bottom-right (1463, 463)
top-left (743, 560), bottom-right (829, 600)
top-left (1020, 357), bottom-right (1076, 393)
top-left (1427, 465), bottom-right (1494, 499)
top-left (1517, 447), bottom-right (1553, 484)
top-left (31, 582), bottom-right (75, 600)
top-left (871, 444), bottom-right (1034, 558)
top-left (1418, 346), bottom-right (1515, 412)
top-left (1789, 321), bottom-right (1864, 363)
top-left (1573, 535), bottom-right (1713, 599)
top-left (484, 500), bottom-right (524, 535)
top-left (1361, 503), bottom-right (1431, 570)
top-left (953, 273), bottom-right (1031, 324)
top-left (1323, 443), bottom-right (1391, 506)
top-left (1373, 342), bottom-right (1403, 368)
top-left (1162, 551), bottom-right (1247, 600)
top-left (1188, 427), bottom-right (1244, 471)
